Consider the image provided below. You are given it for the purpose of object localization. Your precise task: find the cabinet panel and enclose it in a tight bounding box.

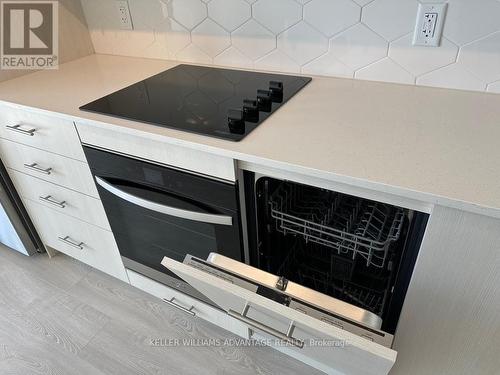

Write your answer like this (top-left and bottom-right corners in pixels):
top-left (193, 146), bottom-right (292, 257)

top-left (126, 269), bottom-right (249, 339)
top-left (0, 139), bottom-right (98, 197)
top-left (0, 105), bottom-right (85, 161)
top-left (392, 206), bottom-right (500, 375)
top-left (23, 199), bottom-right (127, 282)
top-left (9, 169), bottom-right (110, 230)
top-left (76, 122), bottom-right (236, 181)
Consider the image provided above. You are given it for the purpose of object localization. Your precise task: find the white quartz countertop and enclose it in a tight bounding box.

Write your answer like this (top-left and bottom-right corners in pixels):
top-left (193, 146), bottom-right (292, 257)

top-left (1, 54), bottom-right (499, 217)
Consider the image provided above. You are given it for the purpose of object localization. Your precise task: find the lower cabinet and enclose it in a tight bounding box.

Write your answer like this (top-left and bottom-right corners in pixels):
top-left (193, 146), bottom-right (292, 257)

top-left (23, 199), bottom-right (128, 282)
top-left (126, 269), bottom-right (250, 339)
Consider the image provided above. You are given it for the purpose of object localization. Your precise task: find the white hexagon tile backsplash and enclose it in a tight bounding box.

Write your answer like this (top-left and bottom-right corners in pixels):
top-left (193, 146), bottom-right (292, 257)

top-left (80, 0), bottom-right (500, 93)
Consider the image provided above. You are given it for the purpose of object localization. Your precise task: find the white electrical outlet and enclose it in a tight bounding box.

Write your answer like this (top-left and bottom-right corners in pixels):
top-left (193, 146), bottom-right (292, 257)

top-left (413, 3), bottom-right (447, 47)
top-left (115, 0), bottom-right (133, 30)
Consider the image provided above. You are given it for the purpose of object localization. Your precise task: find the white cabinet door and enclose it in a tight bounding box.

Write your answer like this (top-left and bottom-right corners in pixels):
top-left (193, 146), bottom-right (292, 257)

top-left (24, 199), bottom-right (127, 282)
top-left (0, 139), bottom-right (98, 197)
top-left (163, 257), bottom-right (397, 375)
top-left (0, 105), bottom-right (85, 161)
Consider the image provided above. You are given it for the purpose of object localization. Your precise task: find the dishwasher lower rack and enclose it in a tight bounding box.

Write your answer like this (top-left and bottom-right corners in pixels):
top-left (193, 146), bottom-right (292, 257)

top-left (277, 242), bottom-right (388, 315)
top-left (269, 182), bottom-right (405, 268)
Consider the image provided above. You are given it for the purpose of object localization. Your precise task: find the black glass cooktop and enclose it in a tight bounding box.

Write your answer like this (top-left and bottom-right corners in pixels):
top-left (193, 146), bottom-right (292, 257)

top-left (80, 64), bottom-right (311, 141)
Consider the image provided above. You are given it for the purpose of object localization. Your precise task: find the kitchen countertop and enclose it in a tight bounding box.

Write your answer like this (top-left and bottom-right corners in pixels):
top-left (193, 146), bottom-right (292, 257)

top-left (0, 54), bottom-right (499, 218)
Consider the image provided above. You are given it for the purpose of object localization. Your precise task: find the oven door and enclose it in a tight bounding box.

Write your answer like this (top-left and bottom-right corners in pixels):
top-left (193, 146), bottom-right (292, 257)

top-left (162, 255), bottom-right (397, 375)
top-left (94, 176), bottom-right (242, 290)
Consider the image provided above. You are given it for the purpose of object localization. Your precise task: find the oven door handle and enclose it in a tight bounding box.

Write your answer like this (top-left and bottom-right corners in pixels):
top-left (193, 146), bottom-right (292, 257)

top-left (95, 176), bottom-right (233, 226)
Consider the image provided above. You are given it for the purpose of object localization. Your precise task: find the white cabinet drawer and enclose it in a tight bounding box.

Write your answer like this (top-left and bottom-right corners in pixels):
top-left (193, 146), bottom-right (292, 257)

top-left (0, 139), bottom-right (98, 197)
top-left (75, 122), bottom-right (236, 181)
top-left (126, 269), bottom-right (249, 339)
top-left (9, 169), bottom-right (110, 230)
top-left (23, 199), bottom-right (127, 282)
top-left (0, 105), bottom-right (85, 161)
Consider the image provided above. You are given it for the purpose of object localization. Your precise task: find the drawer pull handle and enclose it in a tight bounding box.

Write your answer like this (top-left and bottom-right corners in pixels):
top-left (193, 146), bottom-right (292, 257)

top-left (228, 304), bottom-right (304, 349)
top-left (24, 162), bottom-right (52, 175)
top-left (162, 297), bottom-right (196, 316)
top-left (6, 124), bottom-right (36, 136)
top-left (39, 195), bottom-right (66, 208)
top-left (58, 236), bottom-right (84, 250)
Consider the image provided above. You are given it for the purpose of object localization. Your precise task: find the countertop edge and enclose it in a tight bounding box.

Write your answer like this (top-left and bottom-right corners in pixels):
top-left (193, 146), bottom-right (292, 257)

top-left (2, 98), bottom-right (499, 220)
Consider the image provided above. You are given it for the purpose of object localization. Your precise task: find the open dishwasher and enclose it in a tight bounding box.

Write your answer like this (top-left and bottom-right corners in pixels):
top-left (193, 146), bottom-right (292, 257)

top-left (162, 173), bottom-right (429, 375)
top-left (246, 175), bottom-right (429, 339)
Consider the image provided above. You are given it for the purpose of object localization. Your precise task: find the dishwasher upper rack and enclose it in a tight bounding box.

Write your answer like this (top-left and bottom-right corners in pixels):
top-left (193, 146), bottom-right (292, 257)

top-left (269, 183), bottom-right (405, 268)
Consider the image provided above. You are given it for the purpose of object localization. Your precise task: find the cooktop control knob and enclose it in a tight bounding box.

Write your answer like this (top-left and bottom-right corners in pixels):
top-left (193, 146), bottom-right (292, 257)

top-left (269, 81), bottom-right (283, 102)
top-left (257, 90), bottom-right (272, 112)
top-left (243, 99), bottom-right (259, 123)
top-left (227, 109), bottom-right (245, 134)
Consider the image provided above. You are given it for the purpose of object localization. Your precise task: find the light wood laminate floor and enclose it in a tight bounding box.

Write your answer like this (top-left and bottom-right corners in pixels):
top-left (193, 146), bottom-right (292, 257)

top-left (0, 245), bottom-right (321, 375)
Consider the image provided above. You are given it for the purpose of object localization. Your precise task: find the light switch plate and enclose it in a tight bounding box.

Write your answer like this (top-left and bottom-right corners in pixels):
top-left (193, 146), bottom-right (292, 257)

top-left (115, 0), bottom-right (133, 30)
top-left (413, 3), bottom-right (447, 47)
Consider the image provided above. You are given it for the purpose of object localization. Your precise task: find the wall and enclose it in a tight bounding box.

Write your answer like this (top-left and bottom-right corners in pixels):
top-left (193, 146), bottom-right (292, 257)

top-left (80, 0), bottom-right (500, 93)
top-left (0, 0), bottom-right (94, 83)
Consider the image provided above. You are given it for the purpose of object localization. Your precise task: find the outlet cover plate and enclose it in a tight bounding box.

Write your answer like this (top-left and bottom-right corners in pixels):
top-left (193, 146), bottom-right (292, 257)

top-left (413, 3), bottom-right (447, 47)
top-left (115, 0), bottom-right (133, 30)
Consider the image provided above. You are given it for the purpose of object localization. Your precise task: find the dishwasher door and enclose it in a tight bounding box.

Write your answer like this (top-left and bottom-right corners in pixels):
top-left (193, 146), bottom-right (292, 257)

top-left (162, 255), bottom-right (397, 375)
